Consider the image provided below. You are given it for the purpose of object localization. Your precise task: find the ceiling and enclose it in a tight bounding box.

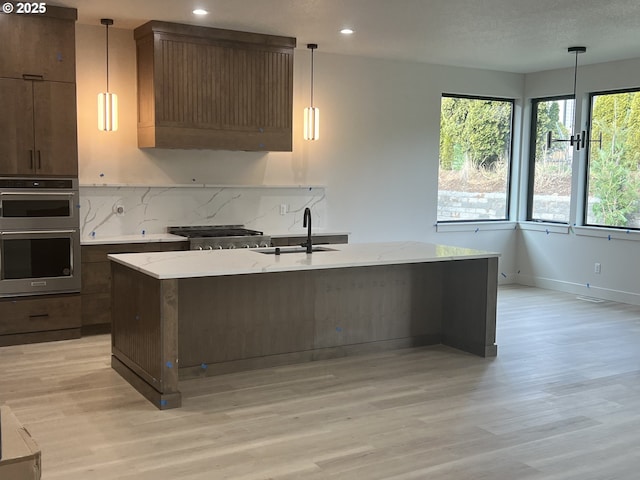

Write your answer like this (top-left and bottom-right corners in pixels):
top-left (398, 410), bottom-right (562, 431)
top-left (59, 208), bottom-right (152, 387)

top-left (51, 0), bottom-right (640, 74)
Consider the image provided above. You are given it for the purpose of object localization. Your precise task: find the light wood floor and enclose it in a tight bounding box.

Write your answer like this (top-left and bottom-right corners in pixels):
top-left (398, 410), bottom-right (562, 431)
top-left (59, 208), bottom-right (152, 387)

top-left (2, 285), bottom-right (640, 479)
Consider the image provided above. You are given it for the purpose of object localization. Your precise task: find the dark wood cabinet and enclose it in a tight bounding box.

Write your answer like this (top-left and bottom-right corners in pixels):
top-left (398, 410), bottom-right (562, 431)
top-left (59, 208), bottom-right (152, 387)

top-left (0, 294), bottom-right (81, 346)
top-left (271, 234), bottom-right (349, 247)
top-left (134, 21), bottom-right (296, 151)
top-left (0, 78), bottom-right (31, 175)
top-left (0, 6), bottom-right (76, 83)
top-left (0, 5), bottom-right (77, 177)
top-left (81, 241), bottom-right (188, 333)
top-left (0, 78), bottom-right (78, 176)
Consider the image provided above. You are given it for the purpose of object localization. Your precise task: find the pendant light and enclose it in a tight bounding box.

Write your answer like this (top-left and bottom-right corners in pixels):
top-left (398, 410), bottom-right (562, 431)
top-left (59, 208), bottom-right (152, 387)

top-left (546, 46), bottom-right (600, 151)
top-left (303, 43), bottom-right (319, 141)
top-left (98, 18), bottom-right (118, 131)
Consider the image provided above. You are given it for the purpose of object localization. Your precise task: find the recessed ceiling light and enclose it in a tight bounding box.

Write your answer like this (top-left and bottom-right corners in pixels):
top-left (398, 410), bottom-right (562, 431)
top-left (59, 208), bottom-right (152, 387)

top-left (340, 28), bottom-right (354, 35)
top-left (193, 8), bottom-right (208, 15)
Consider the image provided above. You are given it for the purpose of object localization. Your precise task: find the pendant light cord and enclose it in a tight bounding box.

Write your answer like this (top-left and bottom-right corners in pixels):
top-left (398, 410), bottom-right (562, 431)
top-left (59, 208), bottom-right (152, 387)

top-left (105, 23), bottom-right (110, 93)
top-left (310, 47), bottom-right (314, 108)
top-left (101, 19), bottom-right (114, 93)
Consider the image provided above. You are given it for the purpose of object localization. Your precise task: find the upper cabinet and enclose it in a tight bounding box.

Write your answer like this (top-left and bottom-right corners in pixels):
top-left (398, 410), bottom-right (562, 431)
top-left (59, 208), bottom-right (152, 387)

top-left (0, 5), bottom-right (78, 177)
top-left (134, 21), bottom-right (296, 152)
top-left (0, 78), bottom-right (78, 176)
top-left (0, 6), bottom-right (76, 83)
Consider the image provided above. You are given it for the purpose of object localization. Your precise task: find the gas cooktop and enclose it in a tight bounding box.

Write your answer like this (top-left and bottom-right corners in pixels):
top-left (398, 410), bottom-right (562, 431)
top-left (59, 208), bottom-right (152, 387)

top-left (167, 225), bottom-right (270, 250)
top-left (167, 225), bottom-right (263, 238)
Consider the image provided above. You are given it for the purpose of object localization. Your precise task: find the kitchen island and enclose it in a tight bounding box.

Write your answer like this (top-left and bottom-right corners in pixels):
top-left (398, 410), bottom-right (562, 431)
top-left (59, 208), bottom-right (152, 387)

top-left (109, 242), bottom-right (499, 409)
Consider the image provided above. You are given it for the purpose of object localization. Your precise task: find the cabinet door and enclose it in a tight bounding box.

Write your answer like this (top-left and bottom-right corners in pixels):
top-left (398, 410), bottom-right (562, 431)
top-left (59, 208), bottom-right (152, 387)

top-left (0, 13), bottom-right (76, 82)
top-left (0, 78), bottom-right (35, 175)
top-left (32, 81), bottom-right (78, 176)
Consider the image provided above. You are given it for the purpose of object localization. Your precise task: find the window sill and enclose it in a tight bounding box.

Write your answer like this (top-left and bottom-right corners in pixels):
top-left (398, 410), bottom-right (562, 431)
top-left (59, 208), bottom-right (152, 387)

top-left (436, 221), bottom-right (517, 233)
top-left (574, 225), bottom-right (640, 242)
top-left (518, 222), bottom-right (570, 235)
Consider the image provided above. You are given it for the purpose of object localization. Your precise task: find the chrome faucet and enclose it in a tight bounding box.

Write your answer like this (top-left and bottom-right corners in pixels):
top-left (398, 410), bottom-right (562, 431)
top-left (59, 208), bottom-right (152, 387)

top-left (303, 207), bottom-right (313, 254)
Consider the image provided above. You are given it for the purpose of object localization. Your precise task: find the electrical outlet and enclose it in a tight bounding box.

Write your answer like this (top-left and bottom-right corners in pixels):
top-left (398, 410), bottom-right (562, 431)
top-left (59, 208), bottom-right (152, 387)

top-left (594, 262), bottom-right (601, 274)
top-left (279, 204), bottom-right (287, 215)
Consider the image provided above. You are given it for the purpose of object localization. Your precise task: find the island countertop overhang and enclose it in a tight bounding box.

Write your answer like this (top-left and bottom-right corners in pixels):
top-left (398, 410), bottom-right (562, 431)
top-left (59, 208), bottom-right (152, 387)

top-left (108, 241), bottom-right (500, 280)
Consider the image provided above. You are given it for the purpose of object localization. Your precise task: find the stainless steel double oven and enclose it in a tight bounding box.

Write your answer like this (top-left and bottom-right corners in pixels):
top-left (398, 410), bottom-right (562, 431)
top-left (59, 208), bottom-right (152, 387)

top-left (0, 178), bottom-right (81, 297)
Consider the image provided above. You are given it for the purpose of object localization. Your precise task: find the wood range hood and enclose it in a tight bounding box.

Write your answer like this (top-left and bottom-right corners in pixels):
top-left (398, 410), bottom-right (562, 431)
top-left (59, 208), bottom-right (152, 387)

top-left (134, 21), bottom-right (296, 152)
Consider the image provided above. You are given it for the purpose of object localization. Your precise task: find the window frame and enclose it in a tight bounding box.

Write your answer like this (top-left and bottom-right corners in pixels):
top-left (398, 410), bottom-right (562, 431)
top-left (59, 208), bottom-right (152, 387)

top-left (526, 94), bottom-right (575, 224)
top-left (437, 93), bottom-right (515, 224)
top-left (584, 86), bottom-right (640, 231)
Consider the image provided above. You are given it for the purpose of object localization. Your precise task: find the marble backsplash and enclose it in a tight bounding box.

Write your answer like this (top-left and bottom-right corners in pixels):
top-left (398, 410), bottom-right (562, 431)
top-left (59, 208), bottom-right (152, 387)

top-left (79, 185), bottom-right (326, 240)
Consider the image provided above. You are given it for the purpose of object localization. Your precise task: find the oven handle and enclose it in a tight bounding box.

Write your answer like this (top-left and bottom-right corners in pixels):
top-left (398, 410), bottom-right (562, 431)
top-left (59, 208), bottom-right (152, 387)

top-left (0, 230), bottom-right (77, 235)
top-left (0, 192), bottom-right (76, 196)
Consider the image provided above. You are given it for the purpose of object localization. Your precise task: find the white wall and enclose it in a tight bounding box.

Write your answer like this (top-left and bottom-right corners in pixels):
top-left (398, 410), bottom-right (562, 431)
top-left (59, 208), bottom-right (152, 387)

top-left (75, 24), bottom-right (526, 283)
top-left (518, 58), bottom-right (640, 304)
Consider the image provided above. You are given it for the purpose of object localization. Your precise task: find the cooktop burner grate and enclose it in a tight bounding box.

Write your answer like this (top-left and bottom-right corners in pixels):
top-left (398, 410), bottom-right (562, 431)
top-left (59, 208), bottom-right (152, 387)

top-left (167, 225), bottom-right (263, 238)
top-left (167, 225), bottom-right (270, 250)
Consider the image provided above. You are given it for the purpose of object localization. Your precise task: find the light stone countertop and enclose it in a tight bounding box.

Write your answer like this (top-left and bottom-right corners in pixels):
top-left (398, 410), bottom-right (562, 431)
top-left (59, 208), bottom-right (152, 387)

top-left (108, 241), bottom-right (499, 280)
top-left (81, 231), bottom-right (349, 245)
top-left (268, 230), bottom-right (350, 238)
top-left (81, 233), bottom-right (189, 245)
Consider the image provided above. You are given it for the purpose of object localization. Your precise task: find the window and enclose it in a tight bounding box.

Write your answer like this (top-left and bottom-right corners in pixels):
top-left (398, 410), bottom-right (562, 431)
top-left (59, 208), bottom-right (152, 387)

top-left (527, 97), bottom-right (575, 223)
top-left (586, 89), bottom-right (640, 229)
top-left (437, 94), bottom-right (513, 222)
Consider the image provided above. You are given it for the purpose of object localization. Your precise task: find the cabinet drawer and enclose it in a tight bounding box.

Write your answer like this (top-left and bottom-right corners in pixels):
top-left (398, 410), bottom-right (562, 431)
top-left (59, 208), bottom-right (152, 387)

top-left (0, 294), bottom-right (81, 335)
top-left (81, 293), bottom-right (111, 326)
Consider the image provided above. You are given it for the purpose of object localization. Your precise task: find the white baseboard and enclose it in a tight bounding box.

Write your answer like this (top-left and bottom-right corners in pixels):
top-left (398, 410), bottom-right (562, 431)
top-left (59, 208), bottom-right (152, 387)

top-left (515, 274), bottom-right (640, 306)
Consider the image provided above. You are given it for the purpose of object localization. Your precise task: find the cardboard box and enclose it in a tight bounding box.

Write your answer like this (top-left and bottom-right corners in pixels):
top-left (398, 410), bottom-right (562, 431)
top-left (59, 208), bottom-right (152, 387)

top-left (0, 405), bottom-right (41, 480)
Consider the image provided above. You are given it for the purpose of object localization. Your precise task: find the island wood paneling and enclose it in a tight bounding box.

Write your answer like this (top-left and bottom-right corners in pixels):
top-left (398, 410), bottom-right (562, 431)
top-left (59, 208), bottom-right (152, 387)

top-left (442, 257), bottom-right (498, 356)
top-left (134, 21), bottom-right (295, 151)
top-left (111, 264), bottom-right (162, 386)
top-left (312, 264), bottom-right (444, 348)
top-left (111, 256), bottom-right (497, 408)
top-left (111, 262), bottom-right (180, 409)
top-left (179, 270), bottom-right (315, 366)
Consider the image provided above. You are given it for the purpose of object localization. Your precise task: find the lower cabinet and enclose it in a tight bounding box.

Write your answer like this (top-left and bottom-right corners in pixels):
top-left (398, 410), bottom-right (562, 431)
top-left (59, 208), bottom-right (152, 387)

top-left (271, 234), bottom-right (348, 247)
top-left (81, 241), bottom-right (188, 334)
top-left (0, 294), bottom-right (81, 347)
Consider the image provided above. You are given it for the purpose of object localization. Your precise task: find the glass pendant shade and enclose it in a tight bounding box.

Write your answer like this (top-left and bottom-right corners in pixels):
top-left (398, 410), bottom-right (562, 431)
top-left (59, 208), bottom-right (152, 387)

top-left (303, 106), bottom-right (319, 140)
top-left (98, 92), bottom-right (118, 131)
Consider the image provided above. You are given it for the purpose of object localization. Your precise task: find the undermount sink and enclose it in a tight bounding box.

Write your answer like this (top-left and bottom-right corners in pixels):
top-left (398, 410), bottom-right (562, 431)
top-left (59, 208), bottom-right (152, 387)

top-left (256, 246), bottom-right (337, 255)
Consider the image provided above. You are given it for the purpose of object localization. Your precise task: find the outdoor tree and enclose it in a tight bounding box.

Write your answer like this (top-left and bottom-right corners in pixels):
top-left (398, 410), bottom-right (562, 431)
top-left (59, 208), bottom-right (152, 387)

top-left (589, 92), bottom-right (640, 226)
top-left (534, 100), bottom-right (570, 162)
top-left (439, 97), bottom-right (511, 171)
